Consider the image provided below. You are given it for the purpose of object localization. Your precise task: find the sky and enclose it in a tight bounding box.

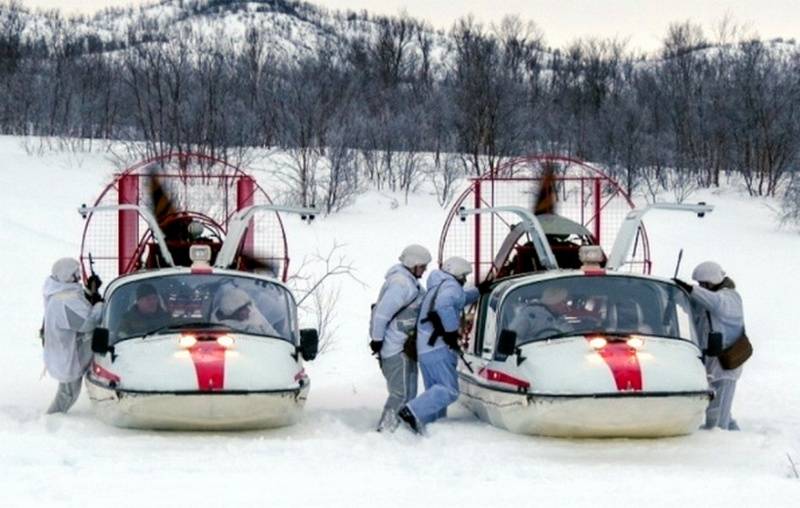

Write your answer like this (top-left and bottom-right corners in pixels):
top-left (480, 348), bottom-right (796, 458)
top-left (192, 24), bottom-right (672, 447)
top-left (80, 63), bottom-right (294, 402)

top-left (17, 0), bottom-right (800, 52)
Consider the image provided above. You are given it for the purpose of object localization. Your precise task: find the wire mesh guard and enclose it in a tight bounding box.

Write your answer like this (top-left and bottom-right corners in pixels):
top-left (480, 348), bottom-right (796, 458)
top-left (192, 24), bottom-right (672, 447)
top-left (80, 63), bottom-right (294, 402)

top-left (79, 153), bottom-right (289, 284)
top-left (439, 156), bottom-right (651, 282)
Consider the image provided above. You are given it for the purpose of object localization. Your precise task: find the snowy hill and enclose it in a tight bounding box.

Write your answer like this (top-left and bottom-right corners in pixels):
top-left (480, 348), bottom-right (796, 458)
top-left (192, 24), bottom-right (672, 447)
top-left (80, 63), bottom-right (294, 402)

top-left (1, 136), bottom-right (799, 506)
top-left (10, 0), bottom-right (448, 63)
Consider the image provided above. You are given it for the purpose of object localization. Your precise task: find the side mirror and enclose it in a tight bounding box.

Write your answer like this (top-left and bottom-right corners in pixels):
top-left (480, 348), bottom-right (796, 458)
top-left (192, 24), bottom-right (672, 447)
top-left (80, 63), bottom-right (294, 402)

top-left (299, 328), bottom-right (319, 361)
top-left (92, 328), bottom-right (110, 354)
top-left (496, 329), bottom-right (518, 357)
top-left (706, 331), bottom-right (723, 357)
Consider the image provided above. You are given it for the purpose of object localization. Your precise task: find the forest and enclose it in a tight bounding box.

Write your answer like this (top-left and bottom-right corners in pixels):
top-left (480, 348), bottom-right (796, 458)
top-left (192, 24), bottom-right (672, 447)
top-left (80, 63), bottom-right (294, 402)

top-left (1, 0), bottom-right (798, 220)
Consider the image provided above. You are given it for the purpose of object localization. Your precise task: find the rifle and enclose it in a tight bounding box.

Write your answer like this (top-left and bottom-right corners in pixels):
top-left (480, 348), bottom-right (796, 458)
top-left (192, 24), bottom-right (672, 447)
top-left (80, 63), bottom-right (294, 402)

top-left (85, 253), bottom-right (103, 303)
top-left (673, 248), bottom-right (684, 278)
top-left (422, 309), bottom-right (474, 373)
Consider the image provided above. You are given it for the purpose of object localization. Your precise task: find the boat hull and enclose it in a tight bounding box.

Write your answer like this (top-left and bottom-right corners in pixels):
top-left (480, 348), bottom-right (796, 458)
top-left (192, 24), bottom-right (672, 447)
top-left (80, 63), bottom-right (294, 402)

top-left (459, 376), bottom-right (709, 438)
top-left (85, 379), bottom-right (309, 431)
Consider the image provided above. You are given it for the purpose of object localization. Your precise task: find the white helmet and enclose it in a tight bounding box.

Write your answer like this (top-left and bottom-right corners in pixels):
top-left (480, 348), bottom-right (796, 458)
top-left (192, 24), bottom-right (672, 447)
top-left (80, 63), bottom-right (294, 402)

top-left (51, 257), bottom-right (81, 283)
top-left (399, 244), bottom-right (432, 269)
top-left (219, 288), bottom-right (252, 316)
top-left (442, 256), bottom-right (472, 279)
top-left (692, 261), bottom-right (725, 285)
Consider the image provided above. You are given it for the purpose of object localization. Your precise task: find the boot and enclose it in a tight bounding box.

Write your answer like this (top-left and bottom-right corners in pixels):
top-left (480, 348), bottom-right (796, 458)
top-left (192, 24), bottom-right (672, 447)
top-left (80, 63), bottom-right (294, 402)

top-left (397, 406), bottom-right (421, 434)
top-left (376, 408), bottom-right (398, 433)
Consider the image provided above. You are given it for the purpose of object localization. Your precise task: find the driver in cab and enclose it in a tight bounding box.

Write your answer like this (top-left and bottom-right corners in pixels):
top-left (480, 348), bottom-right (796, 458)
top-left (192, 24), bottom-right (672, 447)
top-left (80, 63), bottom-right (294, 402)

top-left (507, 286), bottom-right (573, 341)
top-left (214, 288), bottom-right (279, 336)
top-left (118, 283), bottom-right (171, 337)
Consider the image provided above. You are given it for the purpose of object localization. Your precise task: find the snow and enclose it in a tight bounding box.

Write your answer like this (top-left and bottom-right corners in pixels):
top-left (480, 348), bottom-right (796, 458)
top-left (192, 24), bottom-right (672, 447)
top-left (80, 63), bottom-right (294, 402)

top-left (1, 136), bottom-right (799, 507)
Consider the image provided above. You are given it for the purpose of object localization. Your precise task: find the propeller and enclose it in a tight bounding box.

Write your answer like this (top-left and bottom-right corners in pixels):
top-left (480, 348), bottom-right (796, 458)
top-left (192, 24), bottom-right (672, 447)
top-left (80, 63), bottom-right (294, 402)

top-left (236, 253), bottom-right (281, 277)
top-left (147, 165), bottom-right (179, 228)
top-left (142, 163), bottom-right (282, 276)
top-left (533, 163), bottom-right (557, 216)
top-left (146, 165), bottom-right (198, 246)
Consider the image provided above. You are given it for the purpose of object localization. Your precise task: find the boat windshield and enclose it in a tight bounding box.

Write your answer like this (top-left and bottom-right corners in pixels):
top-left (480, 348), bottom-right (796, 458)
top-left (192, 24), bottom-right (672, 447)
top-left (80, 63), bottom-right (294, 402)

top-left (499, 275), bottom-right (697, 345)
top-left (105, 274), bottom-right (296, 344)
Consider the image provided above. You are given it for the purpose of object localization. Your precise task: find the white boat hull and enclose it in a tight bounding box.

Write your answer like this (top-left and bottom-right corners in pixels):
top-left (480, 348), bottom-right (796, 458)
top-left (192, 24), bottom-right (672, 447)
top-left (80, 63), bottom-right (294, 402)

top-left (458, 334), bottom-right (712, 438)
top-left (85, 379), bottom-right (309, 431)
top-left (459, 377), bottom-right (708, 437)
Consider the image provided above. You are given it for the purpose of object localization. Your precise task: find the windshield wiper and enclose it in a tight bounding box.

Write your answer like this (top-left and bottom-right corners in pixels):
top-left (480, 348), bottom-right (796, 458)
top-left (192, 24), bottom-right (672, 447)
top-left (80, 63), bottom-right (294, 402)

top-left (142, 322), bottom-right (231, 337)
top-left (535, 330), bottom-right (632, 342)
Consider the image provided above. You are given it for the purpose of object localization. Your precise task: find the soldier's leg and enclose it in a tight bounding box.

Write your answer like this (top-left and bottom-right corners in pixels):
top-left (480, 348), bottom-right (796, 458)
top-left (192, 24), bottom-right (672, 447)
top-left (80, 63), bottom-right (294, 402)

top-left (46, 378), bottom-right (83, 414)
top-left (378, 354), bottom-right (406, 430)
top-left (704, 378), bottom-right (738, 430)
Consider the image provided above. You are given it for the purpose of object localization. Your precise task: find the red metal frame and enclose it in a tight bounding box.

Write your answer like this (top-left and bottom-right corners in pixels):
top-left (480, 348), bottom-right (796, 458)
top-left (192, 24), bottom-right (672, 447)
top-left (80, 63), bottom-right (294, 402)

top-left (79, 153), bottom-right (291, 283)
top-left (438, 154), bottom-right (651, 279)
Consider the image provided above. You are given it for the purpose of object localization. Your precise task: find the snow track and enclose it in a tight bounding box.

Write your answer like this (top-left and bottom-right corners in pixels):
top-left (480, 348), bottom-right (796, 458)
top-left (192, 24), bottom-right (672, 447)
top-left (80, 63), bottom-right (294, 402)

top-left (1, 137), bottom-right (798, 507)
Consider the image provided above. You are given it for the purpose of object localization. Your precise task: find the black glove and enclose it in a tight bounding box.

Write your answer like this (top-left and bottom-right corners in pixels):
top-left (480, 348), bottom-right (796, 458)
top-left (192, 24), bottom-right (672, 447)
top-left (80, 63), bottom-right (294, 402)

top-left (369, 340), bottom-right (383, 355)
top-left (86, 274), bottom-right (103, 293)
top-left (442, 331), bottom-right (461, 351)
top-left (477, 280), bottom-right (493, 295)
top-left (85, 290), bottom-right (104, 305)
top-left (673, 278), bottom-right (693, 294)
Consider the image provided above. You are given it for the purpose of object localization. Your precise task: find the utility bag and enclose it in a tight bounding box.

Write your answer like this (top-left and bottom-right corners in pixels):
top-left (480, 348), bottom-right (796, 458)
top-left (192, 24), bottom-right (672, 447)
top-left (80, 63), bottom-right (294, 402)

top-left (718, 332), bottom-right (753, 370)
top-left (402, 329), bottom-right (418, 362)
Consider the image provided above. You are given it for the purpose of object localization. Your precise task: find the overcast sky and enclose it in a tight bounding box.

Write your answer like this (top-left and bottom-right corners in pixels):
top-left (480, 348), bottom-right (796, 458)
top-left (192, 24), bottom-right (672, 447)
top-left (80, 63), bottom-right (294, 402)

top-left (19, 0), bottom-right (800, 52)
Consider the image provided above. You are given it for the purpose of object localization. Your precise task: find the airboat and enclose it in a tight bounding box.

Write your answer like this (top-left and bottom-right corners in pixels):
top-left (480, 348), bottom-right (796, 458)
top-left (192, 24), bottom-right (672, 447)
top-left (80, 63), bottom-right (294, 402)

top-left (78, 153), bottom-right (318, 430)
top-left (440, 156), bottom-right (721, 437)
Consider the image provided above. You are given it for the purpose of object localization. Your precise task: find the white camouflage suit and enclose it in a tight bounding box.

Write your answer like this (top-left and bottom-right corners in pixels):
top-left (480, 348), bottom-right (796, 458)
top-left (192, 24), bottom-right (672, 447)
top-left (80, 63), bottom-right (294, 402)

top-left (370, 264), bottom-right (425, 430)
top-left (42, 275), bottom-right (100, 414)
top-left (692, 280), bottom-right (745, 430)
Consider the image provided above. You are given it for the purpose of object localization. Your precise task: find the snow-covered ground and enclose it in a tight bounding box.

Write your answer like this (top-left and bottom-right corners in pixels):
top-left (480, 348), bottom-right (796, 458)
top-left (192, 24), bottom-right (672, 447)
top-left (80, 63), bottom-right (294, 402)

top-left (1, 136), bottom-right (799, 507)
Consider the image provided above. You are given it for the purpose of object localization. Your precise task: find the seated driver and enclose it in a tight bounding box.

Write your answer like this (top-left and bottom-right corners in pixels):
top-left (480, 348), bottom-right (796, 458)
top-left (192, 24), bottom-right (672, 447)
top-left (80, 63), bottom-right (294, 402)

top-left (615, 299), bottom-right (654, 335)
top-left (214, 288), bottom-right (279, 336)
top-left (507, 286), bottom-right (573, 341)
top-left (118, 283), bottom-right (171, 337)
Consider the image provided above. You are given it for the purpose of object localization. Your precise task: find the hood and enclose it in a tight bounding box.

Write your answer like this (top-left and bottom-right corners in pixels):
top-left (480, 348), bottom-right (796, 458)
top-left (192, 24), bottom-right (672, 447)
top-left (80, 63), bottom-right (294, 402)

top-left (426, 269), bottom-right (455, 290)
top-left (385, 263), bottom-right (417, 284)
top-left (43, 276), bottom-right (83, 300)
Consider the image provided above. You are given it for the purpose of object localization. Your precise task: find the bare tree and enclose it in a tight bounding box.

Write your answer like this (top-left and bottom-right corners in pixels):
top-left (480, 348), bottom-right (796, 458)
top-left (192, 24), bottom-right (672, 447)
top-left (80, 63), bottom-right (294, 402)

top-left (288, 243), bottom-right (365, 355)
top-left (781, 172), bottom-right (800, 229)
top-left (429, 152), bottom-right (463, 207)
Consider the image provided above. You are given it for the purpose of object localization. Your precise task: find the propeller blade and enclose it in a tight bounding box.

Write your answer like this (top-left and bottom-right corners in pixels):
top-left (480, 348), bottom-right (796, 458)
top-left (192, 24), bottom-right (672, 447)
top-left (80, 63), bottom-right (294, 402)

top-left (238, 253), bottom-right (280, 276)
top-left (146, 166), bottom-right (178, 226)
top-left (534, 164), bottom-right (557, 215)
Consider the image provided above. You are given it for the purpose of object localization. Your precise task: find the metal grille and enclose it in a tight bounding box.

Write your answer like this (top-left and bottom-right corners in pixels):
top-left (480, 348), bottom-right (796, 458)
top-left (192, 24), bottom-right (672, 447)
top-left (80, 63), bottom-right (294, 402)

top-left (79, 154), bottom-right (289, 284)
top-left (439, 156), bottom-right (650, 282)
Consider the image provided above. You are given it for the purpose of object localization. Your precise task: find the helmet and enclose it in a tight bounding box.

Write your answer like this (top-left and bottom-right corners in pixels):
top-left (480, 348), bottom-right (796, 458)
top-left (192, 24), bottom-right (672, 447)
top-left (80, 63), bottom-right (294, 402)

top-left (399, 244), bottom-right (432, 269)
top-left (219, 288), bottom-right (252, 316)
top-left (51, 258), bottom-right (81, 283)
top-left (541, 286), bottom-right (567, 306)
top-left (692, 261), bottom-right (725, 285)
top-left (187, 220), bottom-right (204, 239)
top-left (442, 256), bottom-right (472, 279)
top-left (136, 283), bottom-right (158, 300)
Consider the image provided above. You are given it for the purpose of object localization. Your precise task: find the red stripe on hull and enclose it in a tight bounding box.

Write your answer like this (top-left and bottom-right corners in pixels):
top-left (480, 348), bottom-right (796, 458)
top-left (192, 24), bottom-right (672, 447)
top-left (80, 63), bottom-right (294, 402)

top-left (91, 360), bottom-right (121, 383)
top-left (596, 342), bottom-right (643, 391)
top-left (477, 367), bottom-right (530, 390)
top-left (188, 342), bottom-right (226, 391)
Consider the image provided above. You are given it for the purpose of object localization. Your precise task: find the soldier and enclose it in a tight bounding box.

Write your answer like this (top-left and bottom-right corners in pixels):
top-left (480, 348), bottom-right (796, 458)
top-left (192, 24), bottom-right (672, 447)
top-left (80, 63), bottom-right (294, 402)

top-left (42, 258), bottom-right (100, 414)
top-left (675, 261), bottom-right (746, 430)
top-left (369, 245), bottom-right (431, 431)
top-left (398, 257), bottom-right (480, 433)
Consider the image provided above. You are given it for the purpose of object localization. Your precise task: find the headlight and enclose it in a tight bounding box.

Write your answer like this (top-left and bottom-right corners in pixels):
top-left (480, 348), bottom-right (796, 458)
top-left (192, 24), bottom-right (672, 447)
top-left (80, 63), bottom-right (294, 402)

top-left (217, 335), bottom-right (235, 348)
top-left (588, 337), bottom-right (607, 350)
top-left (178, 335), bottom-right (197, 348)
top-left (626, 337), bottom-right (644, 349)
